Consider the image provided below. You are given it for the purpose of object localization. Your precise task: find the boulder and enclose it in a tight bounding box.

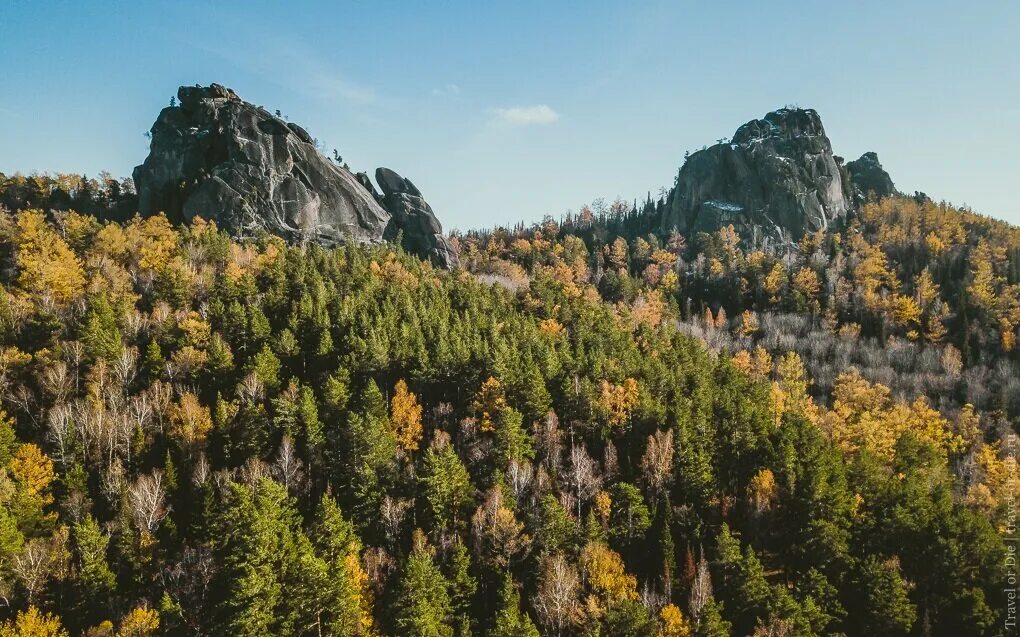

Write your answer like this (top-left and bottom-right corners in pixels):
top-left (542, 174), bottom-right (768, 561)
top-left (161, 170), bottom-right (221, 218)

top-left (133, 84), bottom-right (460, 268)
top-left (661, 108), bottom-right (854, 245)
top-left (377, 167), bottom-right (459, 269)
top-left (846, 151), bottom-right (896, 202)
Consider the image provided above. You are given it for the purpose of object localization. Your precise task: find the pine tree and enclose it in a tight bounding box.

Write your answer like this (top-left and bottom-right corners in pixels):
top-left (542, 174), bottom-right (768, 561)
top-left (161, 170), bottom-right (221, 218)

top-left (445, 541), bottom-right (476, 637)
top-left (308, 494), bottom-right (373, 635)
top-left (81, 294), bottom-right (123, 361)
top-left (421, 441), bottom-right (473, 531)
top-left (848, 556), bottom-right (917, 636)
top-left (494, 407), bottom-right (534, 469)
top-left (396, 531), bottom-right (454, 637)
top-left (490, 575), bottom-right (540, 637)
top-left (651, 501), bottom-right (676, 598)
top-left (694, 599), bottom-right (730, 637)
top-left (213, 480), bottom-right (296, 636)
top-left (72, 515), bottom-right (116, 616)
top-left (609, 482), bottom-right (651, 547)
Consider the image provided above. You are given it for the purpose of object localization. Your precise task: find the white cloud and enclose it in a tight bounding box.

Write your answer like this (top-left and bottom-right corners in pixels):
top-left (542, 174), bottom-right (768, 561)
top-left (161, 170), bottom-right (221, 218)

top-left (432, 83), bottom-right (462, 97)
top-left (491, 104), bottom-right (560, 126)
top-left (301, 68), bottom-right (377, 104)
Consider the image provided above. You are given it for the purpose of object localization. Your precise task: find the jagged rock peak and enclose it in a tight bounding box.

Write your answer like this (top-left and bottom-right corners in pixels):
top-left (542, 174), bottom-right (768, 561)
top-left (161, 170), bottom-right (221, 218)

top-left (662, 107), bottom-right (854, 245)
top-left (846, 151), bottom-right (896, 202)
top-left (132, 83), bottom-right (459, 268)
top-left (731, 107), bottom-right (829, 145)
top-left (177, 83), bottom-right (238, 105)
top-left (378, 167), bottom-right (459, 270)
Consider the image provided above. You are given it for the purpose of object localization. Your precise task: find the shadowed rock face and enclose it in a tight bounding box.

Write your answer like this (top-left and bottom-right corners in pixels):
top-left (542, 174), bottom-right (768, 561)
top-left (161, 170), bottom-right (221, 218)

top-left (378, 168), bottom-right (459, 269)
top-left (662, 108), bottom-right (854, 245)
top-left (133, 84), bottom-right (458, 267)
top-left (846, 151), bottom-right (896, 202)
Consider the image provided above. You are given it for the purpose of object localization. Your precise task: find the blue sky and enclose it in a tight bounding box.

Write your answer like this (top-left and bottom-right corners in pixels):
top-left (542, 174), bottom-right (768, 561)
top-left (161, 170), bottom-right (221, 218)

top-left (1, 0), bottom-right (1018, 229)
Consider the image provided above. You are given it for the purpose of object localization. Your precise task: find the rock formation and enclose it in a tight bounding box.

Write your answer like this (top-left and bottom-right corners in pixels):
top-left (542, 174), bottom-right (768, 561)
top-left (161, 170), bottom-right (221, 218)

top-left (661, 108), bottom-right (868, 245)
top-left (377, 168), bottom-right (459, 269)
top-left (133, 84), bottom-right (458, 267)
top-left (846, 151), bottom-right (896, 202)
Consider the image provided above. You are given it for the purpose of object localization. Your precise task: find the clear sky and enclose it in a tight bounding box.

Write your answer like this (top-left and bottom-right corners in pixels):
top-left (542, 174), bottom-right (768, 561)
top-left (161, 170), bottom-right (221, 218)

top-left (1, 0), bottom-right (1018, 230)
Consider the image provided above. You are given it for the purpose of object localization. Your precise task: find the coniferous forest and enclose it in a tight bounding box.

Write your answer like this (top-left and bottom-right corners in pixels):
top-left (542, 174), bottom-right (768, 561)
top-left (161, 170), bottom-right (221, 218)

top-left (0, 170), bottom-right (1015, 637)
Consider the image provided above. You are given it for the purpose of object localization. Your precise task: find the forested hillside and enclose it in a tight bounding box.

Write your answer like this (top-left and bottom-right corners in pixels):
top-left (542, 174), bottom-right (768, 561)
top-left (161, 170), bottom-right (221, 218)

top-left (0, 174), bottom-right (1014, 636)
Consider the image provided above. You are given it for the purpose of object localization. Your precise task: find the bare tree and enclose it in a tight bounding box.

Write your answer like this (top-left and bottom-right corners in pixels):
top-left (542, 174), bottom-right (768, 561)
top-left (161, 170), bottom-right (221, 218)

top-left (507, 460), bottom-right (534, 505)
top-left (128, 470), bottom-right (169, 534)
top-left (192, 453), bottom-right (211, 486)
top-left (689, 552), bottom-right (713, 623)
top-left (100, 458), bottom-right (126, 505)
top-left (380, 496), bottom-right (413, 544)
top-left (123, 308), bottom-right (148, 341)
top-left (272, 435), bottom-right (305, 494)
top-left (147, 381), bottom-right (173, 435)
top-left (534, 552), bottom-right (581, 637)
top-left (471, 487), bottom-right (531, 568)
top-left (362, 547), bottom-right (395, 598)
top-left (237, 372), bottom-right (265, 405)
top-left (63, 340), bottom-right (85, 393)
top-left (238, 457), bottom-right (271, 489)
top-left (73, 399), bottom-right (104, 462)
top-left (39, 361), bottom-right (73, 404)
top-left (640, 428), bottom-right (675, 500)
top-left (5, 383), bottom-right (38, 429)
top-left (567, 444), bottom-right (601, 518)
top-left (46, 404), bottom-right (74, 469)
top-left (127, 392), bottom-right (154, 438)
top-left (602, 442), bottom-right (619, 481)
top-left (111, 410), bottom-right (135, 465)
top-left (535, 410), bottom-right (564, 474)
top-left (113, 346), bottom-right (139, 391)
top-left (159, 545), bottom-right (216, 632)
top-left (13, 532), bottom-right (68, 605)
top-left (753, 618), bottom-right (796, 637)
top-left (149, 302), bottom-right (172, 329)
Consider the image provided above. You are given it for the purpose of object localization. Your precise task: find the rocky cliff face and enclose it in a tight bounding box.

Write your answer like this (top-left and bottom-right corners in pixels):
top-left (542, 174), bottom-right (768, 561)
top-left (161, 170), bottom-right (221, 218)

top-left (133, 84), bottom-right (458, 267)
top-left (661, 108), bottom-right (889, 245)
top-left (846, 151), bottom-right (896, 203)
top-left (377, 168), bottom-right (459, 269)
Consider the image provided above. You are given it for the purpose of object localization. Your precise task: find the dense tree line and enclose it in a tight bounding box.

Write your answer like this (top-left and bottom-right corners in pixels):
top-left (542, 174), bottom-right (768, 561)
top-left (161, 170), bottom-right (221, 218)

top-left (0, 186), bottom-right (1012, 635)
top-left (0, 173), bottom-right (137, 223)
top-left (465, 195), bottom-right (1020, 415)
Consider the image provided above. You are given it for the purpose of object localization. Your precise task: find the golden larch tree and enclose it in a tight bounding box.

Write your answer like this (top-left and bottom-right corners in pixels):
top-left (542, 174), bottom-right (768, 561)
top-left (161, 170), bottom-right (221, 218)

top-left (391, 379), bottom-right (424, 452)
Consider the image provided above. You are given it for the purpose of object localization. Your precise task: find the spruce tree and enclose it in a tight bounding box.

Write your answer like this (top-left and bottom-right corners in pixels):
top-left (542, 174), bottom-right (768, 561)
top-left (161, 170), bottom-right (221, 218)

top-left (489, 575), bottom-right (539, 637)
top-left (396, 531), bottom-right (454, 637)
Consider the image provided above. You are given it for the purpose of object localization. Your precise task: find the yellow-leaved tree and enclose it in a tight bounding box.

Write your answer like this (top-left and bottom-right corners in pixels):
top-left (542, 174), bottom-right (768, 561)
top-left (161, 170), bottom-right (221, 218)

top-left (581, 541), bottom-right (638, 612)
top-left (966, 443), bottom-right (1019, 519)
top-left (822, 369), bottom-right (962, 462)
top-left (9, 443), bottom-right (57, 533)
top-left (116, 605), bottom-right (160, 637)
top-left (0, 606), bottom-right (68, 637)
top-left (473, 377), bottom-right (508, 432)
top-left (13, 210), bottom-right (86, 306)
top-left (597, 378), bottom-right (639, 431)
top-left (748, 468), bottom-right (778, 514)
top-left (169, 392), bottom-right (213, 449)
top-left (390, 379), bottom-right (424, 452)
top-left (658, 603), bottom-right (693, 637)
top-left (771, 352), bottom-right (818, 425)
